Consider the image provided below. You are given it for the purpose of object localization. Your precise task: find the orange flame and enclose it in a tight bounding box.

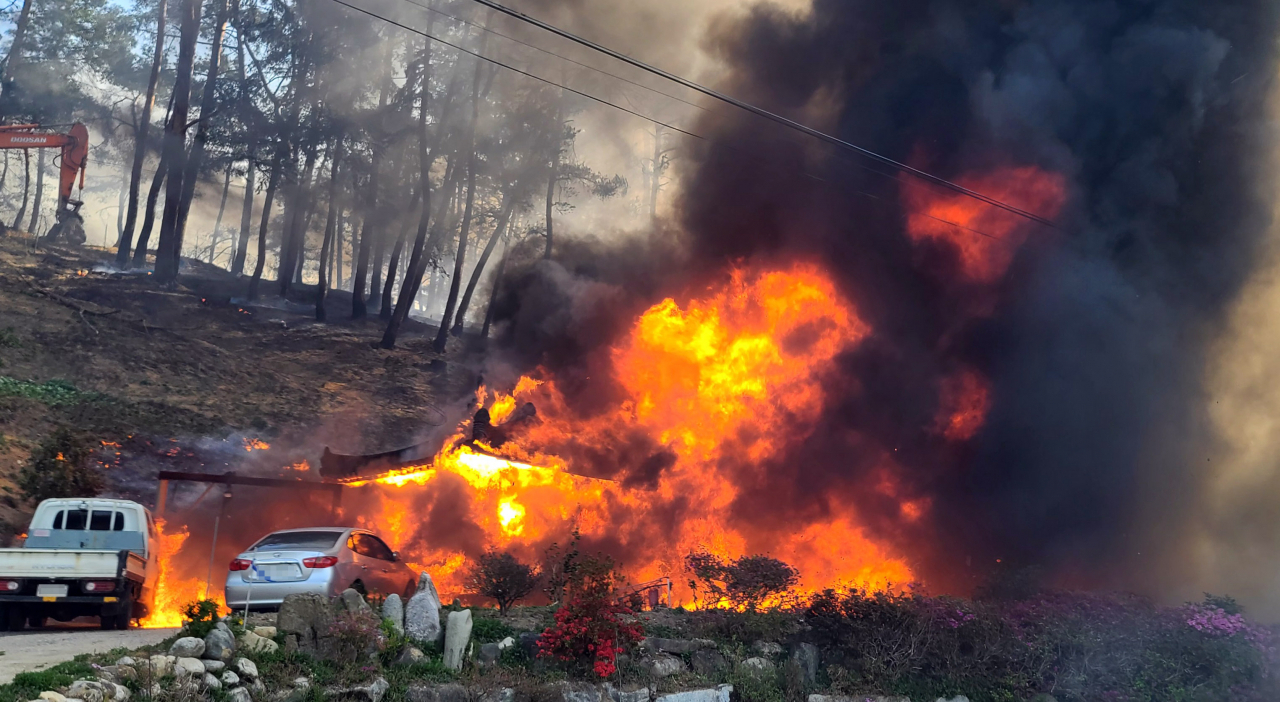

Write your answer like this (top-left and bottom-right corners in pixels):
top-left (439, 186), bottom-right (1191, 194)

top-left (141, 520), bottom-right (204, 628)
top-left (937, 368), bottom-right (991, 441)
top-left (243, 438), bottom-right (270, 452)
top-left (344, 264), bottom-right (913, 603)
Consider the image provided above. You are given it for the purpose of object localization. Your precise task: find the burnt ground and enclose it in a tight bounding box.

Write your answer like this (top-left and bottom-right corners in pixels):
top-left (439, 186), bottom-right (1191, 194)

top-left (0, 233), bottom-right (484, 537)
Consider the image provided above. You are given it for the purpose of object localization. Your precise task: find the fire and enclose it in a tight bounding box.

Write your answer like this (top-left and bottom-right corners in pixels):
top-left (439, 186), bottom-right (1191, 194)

top-left (287, 460), bottom-right (310, 472)
top-left (141, 520), bottom-right (206, 628)
top-left (903, 165), bottom-right (1067, 282)
top-left (342, 264), bottom-right (914, 603)
top-left (243, 438), bottom-right (270, 452)
top-left (937, 368), bottom-right (991, 441)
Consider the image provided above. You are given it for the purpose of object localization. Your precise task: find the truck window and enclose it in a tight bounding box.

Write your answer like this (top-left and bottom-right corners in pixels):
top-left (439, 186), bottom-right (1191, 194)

top-left (113, 512), bottom-right (125, 531)
top-left (63, 509), bottom-right (88, 530)
top-left (53, 511), bottom-right (63, 529)
top-left (90, 510), bottom-right (114, 531)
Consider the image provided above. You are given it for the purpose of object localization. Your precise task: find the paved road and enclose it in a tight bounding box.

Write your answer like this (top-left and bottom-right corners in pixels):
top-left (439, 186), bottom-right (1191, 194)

top-left (0, 624), bottom-right (179, 683)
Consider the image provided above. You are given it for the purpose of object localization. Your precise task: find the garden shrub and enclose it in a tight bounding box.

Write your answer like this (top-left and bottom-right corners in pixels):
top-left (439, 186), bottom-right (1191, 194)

top-left (686, 552), bottom-right (800, 611)
top-left (471, 616), bottom-right (516, 643)
top-left (537, 553), bottom-right (644, 678)
top-left (180, 598), bottom-right (223, 639)
top-left (467, 549), bottom-right (540, 614)
top-left (18, 428), bottom-right (102, 504)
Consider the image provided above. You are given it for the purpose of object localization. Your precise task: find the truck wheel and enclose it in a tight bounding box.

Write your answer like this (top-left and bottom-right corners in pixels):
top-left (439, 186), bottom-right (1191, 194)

top-left (26, 614), bottom-right (45, 628)
top-left (3, 606), bottom-right (25, 631)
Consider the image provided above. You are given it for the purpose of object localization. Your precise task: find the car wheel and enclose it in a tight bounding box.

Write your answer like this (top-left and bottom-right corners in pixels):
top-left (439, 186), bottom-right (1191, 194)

top-left (351, 580), bottom-right (367, 597)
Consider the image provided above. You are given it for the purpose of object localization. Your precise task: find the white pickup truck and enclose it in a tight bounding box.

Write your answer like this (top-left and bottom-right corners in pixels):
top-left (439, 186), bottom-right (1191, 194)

top-left (0, 498), bottom-right (158, 630)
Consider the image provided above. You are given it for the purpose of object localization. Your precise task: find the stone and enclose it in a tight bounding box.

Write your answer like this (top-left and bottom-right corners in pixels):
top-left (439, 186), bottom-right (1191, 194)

top-left (115, 667), bottom-right (136, 682)
top-left (326, 677), bottom-right (390, 702)
top-left (38, 692), bottom-right (67, 702)
top-left (692, 649), bottom-right (729, 676)
top-left (67, 681), bottom-right (104, 702)
top-left (789, 643), bottom-right (819, 688)
top-left (406, 574), bottom-right (443, 643)
top-left (393, 646), bottom-right (426, 666)
top-left (497, 636), bottom-right (514, 650)
top-left (603, 683), bottom-right (651, 702)
top-left (654, 686), bottom-right (732, 702)
top-left (554, 683), bottom-right (601, 702)
top-left (743, 658), bottom-right (774, 674)
top-left (113, 657), bottom-right (135, 669)
top-left (234, 658), bottom-right (260, 680)
top-left (340, 588), bottom-right (372, 614)
top-left (641, 638), bottom-right (716, 655)
top-left (647, 654), bottom-right (686, 678)
top-left (278, 593), bottom-right (337, 652)
top-left (176, 658), bottom-right (206, 678)
top-left (382, 594), bottom-right (405, 634)
top-left (405, 683), bottom-right (468, 702)
top-left (517, 632), bottom-right (541, 659)
top-left (147, 655), bottom-right (173, 678)
top-left (204, 673), bottom-right (223, 691)
top-left (750, 642), bottom-right (783, 659)
top-left (239, 630), bottom-right (280, 655)
top-left (108, 684), bottom-right (130, 702)
top-left (479, 689), bottom-right (515, 702)
top-left (253, 626), bottom-right (277, 639)
top-left (169, 637), bottom-right (206, 658)
top-left (202, 659), bottom-right (225, 673)
top-left (478, 643), bottom-right (501, 666)
top-left (442, 609), bottom-right (473, 671)
top-left (222, 671), bottom-right (241, 687)
top-left (228, 688), bottom-right (253, 702)
top-left (284, 635), bottom-right (299, 654)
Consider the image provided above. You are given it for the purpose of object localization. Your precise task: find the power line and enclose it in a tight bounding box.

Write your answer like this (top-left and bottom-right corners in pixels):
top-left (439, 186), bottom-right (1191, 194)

top-left (456, 0), bottom-right (1056, 228)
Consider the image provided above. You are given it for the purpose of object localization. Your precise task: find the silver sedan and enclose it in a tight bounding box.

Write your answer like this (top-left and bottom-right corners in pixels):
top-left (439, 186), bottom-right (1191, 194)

top-left (224, 527), bottom-right (418, 611)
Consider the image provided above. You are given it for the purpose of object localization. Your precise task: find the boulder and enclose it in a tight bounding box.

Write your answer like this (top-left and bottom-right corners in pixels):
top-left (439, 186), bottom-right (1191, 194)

top-left (382, 594), bottom-right (404, 634)
top-left (750, 642), bottom-right (783, 659)
top-left (239, 630), bottom-right (280, 655)
top-left (234, 658), bottom-right (260, 680)
top-left (340, 588), bottom-right (372, 615)
top-left (109, 684), bottom-right (130, 702)
top-left (176, 657), bottom-right (206, 678)
top-left (497, 636), bottom-right (515, 650)
top-left (442, 609), bottom-right (473, 671)
top-left (654, 686), bottom-right (732, 702)
top-left (647, 654), bottom-right (686, 678)
top-left (114, 657), bottom-right (135, 668)
top-left (169, 637), bottom-right (206, 658)
top-left (478, 643), bottom-right (501, 666)
top-left (554, 682), bottom-right (602, 702)
top-left (692, 649), bottom-right (729, 676)
top-left (406, 574), bottom-right (443, 643)
top-left (641, 638), bottom-right (715, 655)
top-left (603, 684), bottom-right (651, 702)
top-left (222, 671), bottom-right (242, 687)
top-left (115, 667), bottom-right (136, 681)
top-left (66, 683), bottom-right (103, 702)
top-left (405, 683), bottom-right (468, 702)
top-left (37, 692), bottom-right (66, 702)
top-left (278, 593), bottom-right (337, 654)
top-left (203, 627), bottom-right (236, 661)
top-left (228, 688), bottom-right (253, 702)
top-left (204, 673), bottom-right (223, 691)
top-left (517, 632), bottom-right (541, 659)
top-left (203, 660), bottom-right (226, 673)
top-left (788, 643), bottom-right (819, 688)
top-left (326, 677), bottom-right (390, 702)
top-left (147, 655), bottom-right (173, 678)
top-left (393, 646), bottom-right (426, 666)
top-left (253, 626), bottom-right (278, 639)
top-left (742, 657), bottom-right (774, 674)
top-left (479, 689), bottom-right (514, 702)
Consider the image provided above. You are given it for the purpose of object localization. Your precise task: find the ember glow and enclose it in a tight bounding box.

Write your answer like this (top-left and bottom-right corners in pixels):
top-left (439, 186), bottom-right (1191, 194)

top-left (339, 264), bottom-right (914, 602)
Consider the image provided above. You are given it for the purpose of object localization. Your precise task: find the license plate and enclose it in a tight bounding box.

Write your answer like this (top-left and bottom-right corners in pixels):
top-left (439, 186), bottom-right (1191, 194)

top-left (36, 584), bottom-right (68, 598)
top-left (250, 563), bottom-right (302, 582)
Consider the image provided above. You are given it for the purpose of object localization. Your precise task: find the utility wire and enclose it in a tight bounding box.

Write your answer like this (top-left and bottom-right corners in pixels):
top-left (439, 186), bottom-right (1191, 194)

top-left (456, 0), bottom-right (1056, 228)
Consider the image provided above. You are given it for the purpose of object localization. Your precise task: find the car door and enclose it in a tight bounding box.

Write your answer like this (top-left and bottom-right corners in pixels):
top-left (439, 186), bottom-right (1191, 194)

top-left (361, 534), bottom-right (404, 596)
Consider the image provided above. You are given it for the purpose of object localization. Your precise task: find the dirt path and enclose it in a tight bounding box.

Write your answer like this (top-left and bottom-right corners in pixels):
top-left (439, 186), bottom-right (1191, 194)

top-left (0, 625), bottom-right (179, 683)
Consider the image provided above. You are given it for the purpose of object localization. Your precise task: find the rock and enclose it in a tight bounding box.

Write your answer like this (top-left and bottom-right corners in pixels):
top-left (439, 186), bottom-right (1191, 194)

top-left (228, 688), bottom-right (253, 702)
top-left (789, 643), bottom-right (819, 688)
top-left (327, 677), bottom-right (390, 702)
top-left (478, 642), bottom-right (501, 665)
top-left (751, 642), bottom-right (784, 659)
top-left (67, 681), bottom-right (104, 702)
top-left (742, 657), bottom-right (774, 674)
top-left (641, 638), bottom-right (716, 655)
top-left (115, 667), bottom-right (136, 682)
top-left (239, 630), bottom-right (280, 655)
top-left (692, 649), bottom-right (729, 676)
top-left (405, 683), bottom-right (468, 702)
top-left (108, 684), bottom-right (130, 702)
top-left (222, 671), bottom-right (242, 687)
top-left (554, 683), bottom-right (602, 702)
top-left (114, 657), bottom-right (135, 668)
top-left (406, 574), bottom-right (443, 642)
top-left (253, 626), bottom-right (277, 639)
top-left (204, 673), bottom-right (223, 691)
top-left (442, 609), bottom-right (473, 671)
top-left (176, 657), bottom-right (206, 678)
top-left (603, 684), bottom-right (651, 702)
top-left (340, 588), bottom-right (372, 614)
top-left (393, 646), bottom-right (425, 666)
top-left (147, 655), bottom-right (173, 678)
top-left (382, 594), bottom-right (404, 634)
top-left (38, 692), bottom-right (67, 702)
top-left (497, 636), bottom-right (514, 650)
top-left (284, 634), bottom-right (299, 654)
top-left (203, 659), bottom-right (226, 672)
top-left (654, 686), bottom-right (732, 702)
top-left (278, 593), bottom-right (337, 653)
top-left (647, 654), bottom-right (686, 678)
top-left (169, 637), bottom-right (206, 658)
top-left (517, 632), bottom-right (540, 659)
top-left (480, 690), bottom-right (515, 702)
top-left (234, 658), bottom-right (260, 681)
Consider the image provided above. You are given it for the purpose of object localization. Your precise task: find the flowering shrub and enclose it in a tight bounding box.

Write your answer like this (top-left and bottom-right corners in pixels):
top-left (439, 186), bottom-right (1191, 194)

top-left (538, 591), bottom-right (645, 677)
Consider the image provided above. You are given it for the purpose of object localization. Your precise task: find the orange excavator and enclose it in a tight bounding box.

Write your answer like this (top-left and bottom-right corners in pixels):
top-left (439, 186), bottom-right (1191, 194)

top-left (0, 122), bottom-right (89, 244)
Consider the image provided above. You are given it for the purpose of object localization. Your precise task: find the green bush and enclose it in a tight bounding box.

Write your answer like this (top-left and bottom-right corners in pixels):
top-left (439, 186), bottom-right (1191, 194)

top-left (0, 661), bottom-right (96, 702)
top-left (180, 599), bottom-right (223, 639)
top-left (471, 616), bottom-right (516, 643)
top-left (0, 377), bottom-right (90, 405)
top-left (17, 428), bottom-right (102, 504)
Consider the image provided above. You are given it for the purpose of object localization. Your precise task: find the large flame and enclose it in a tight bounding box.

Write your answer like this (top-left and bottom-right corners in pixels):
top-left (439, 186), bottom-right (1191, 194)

top-left (342, 264), bottom-right (913, 602)
top-left (142, 520), bottom-right (203, 628)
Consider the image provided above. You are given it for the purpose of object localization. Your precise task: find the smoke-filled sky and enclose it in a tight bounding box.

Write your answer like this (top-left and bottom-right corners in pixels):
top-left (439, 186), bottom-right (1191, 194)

top-left (488, 0), bottom-right (1280, 616)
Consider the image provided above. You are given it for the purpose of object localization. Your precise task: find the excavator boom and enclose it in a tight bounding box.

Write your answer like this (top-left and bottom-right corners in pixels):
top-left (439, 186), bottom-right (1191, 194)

top-left (0, 122), bottom-right (89, 244)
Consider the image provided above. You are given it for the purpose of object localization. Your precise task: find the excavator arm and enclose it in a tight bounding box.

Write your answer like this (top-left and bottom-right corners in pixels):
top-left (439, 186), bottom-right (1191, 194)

top-left (0, 123), bottom-right (89, 244)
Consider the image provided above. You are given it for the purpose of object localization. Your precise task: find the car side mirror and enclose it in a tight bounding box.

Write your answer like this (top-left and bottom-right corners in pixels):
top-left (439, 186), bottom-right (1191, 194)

top-left (392, 551), bottom-right (400, 561)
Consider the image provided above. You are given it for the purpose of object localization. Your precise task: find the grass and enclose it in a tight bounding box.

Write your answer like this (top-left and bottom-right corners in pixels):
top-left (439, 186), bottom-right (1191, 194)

top-left (0, 377), bottom-right (94, 405)
top-left (0, 660), bottom-right (97, 702)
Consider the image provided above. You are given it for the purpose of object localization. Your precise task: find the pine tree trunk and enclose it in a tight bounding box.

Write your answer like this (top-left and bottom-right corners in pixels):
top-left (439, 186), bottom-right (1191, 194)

top-left (0, 0), bottom-right (34, 115)
top-left (207, 163), bottom-right (233, 264)
top-left (379, 185), bottom-right (420, 320)
top-left (247, 151), bottom-right (282, 300)
top-left (14, 149), bottom-right (29, 231)
top-left (453, 191), bottom-right (516, 334)
top-left (480, 245), bottom-right (509, 339)
top-left (115, 183), bottom-right (126, 246)
top-left (27, 147), bottom-right (43, 234)
top-left (132, 149), bottom-right (169, 268)
top-left (154, 0), bottom-right (207, 283)
top-left (116, 0), bottom-right (167, 267)
top-left (316, 136), bottom-right (343, 322)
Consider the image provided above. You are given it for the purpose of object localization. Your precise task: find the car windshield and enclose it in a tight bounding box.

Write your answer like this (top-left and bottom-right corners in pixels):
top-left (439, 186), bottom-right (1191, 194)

top-left (251, 531), bottom-right (342, 551)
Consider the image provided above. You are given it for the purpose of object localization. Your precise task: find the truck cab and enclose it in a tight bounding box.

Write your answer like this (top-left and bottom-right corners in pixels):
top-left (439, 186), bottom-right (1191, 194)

top-left (0, 498), bottom-right (158, 629)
